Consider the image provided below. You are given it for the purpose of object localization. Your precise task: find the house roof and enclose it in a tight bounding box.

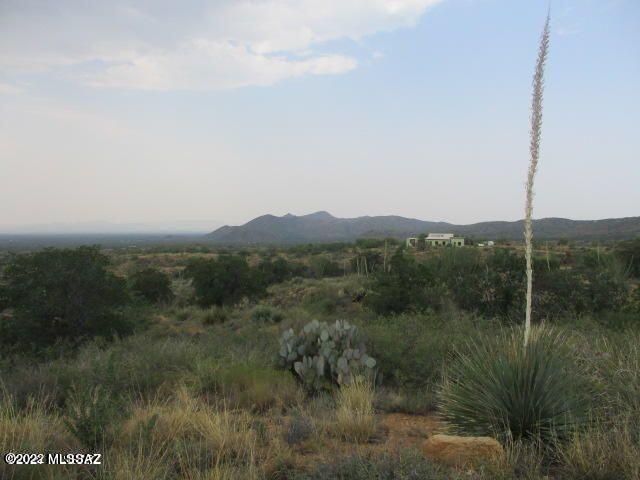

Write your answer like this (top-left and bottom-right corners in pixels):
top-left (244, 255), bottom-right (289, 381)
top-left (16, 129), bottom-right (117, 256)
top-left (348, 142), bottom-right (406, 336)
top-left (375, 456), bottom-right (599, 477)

top-left (426, 233), bottom-right (454, 240)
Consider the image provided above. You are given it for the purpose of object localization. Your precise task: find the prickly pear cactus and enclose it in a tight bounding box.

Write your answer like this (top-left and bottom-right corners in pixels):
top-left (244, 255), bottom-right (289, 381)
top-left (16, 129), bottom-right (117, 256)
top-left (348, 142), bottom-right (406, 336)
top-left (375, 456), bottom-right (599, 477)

top-left (278, 319), bottom-right (377, 390)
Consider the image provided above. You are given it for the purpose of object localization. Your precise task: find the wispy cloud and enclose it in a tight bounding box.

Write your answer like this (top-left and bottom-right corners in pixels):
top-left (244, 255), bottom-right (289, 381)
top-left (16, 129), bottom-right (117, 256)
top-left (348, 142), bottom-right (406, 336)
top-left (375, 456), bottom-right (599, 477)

top-left (0, 0), bottom-right (442, 91)
top-left (0, 82), bottom-right (24, 95)
top-left (84, 42), bottom-right (358, 91)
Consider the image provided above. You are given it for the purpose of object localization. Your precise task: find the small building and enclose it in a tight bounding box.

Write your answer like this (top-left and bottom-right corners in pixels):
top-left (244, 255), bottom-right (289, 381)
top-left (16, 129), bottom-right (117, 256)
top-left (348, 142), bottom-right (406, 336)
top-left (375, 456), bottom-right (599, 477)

top-left (406, 233), bottom-right (465, 248)
top-left (406, 237), bottom-right (418, 247)
top-left (425, 233), bottom-right (464, 247)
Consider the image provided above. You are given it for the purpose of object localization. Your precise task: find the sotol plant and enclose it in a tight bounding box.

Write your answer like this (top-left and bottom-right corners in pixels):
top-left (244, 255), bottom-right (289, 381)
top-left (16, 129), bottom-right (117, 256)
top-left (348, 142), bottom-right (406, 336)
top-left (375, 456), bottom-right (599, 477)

top-left (524, 14), bottom-right (550, 347)
top-left (439, 325), bottom-right (587, 442)
top-left (439, 15), bottom-right (589, 445)
top-left (279, 319), bottom-right (376, 391)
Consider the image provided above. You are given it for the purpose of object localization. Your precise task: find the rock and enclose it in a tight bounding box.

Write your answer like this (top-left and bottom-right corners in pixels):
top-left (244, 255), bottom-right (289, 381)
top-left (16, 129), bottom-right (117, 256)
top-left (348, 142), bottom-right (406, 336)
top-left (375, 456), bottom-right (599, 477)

top-left (422, 434), bottom-right (504, 468)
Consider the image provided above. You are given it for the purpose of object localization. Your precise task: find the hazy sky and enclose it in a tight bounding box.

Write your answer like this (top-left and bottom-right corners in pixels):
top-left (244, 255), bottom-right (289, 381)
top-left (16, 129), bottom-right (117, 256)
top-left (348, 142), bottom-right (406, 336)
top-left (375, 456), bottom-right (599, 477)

top-left (1, 0), bottom-right (638, 231)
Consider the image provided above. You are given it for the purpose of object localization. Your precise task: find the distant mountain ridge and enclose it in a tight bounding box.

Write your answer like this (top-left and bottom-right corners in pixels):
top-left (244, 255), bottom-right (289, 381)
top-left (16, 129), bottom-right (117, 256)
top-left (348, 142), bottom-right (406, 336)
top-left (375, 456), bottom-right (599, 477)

top-left (207, 211), bottom-right (640, 244)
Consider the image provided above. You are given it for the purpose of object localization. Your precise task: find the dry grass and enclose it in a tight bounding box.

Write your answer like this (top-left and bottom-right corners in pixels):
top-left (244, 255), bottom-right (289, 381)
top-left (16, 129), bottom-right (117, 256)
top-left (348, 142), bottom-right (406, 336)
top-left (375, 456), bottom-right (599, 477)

top-left (331, 376), bottom-right (377, 443)
top-left (112, 387), bottom-right (258, 478)
top-left (559, 413), bottom-right (640, 479)
top-left (0, 395), bottom-right (79, 480)
top-left (210, 363), bottom-right (303, 413)
top-left (97, 442), bottom-right (172, 480)
top-left (495, 439), bottom-right (547, 480)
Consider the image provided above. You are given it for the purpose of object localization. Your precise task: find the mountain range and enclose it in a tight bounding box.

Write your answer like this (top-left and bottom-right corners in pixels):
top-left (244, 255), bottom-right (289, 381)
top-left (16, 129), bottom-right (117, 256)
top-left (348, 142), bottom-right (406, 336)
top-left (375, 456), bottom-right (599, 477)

top-left (207, 211), bottom-right (640, 244)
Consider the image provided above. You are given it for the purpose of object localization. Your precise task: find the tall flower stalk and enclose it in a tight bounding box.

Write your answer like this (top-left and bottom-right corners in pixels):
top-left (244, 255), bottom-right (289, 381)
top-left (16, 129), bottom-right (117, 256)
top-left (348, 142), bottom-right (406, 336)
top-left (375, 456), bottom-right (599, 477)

top-left (524, 14), bottom-right (550, 348)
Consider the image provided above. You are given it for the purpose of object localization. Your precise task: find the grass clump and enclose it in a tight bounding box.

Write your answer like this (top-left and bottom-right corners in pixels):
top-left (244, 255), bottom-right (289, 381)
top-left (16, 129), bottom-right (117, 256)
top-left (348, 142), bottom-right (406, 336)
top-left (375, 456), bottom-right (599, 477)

top-left (201, 306), bottom-right (230, 325)
top-left (210, 363), bottom-right (301, 412)
top-left (251, 305), bottom-right (285, 323)
top-left (374, 388), bottom-right (437, 415)
top-left (0, 395), bottom-right (79, 479)
top-left (118, 388), bottom-right (257, 476)
top-left (559, 414), bottom-right (640, 480)
top-left (284, 413), bottom-right (314, 446)
top-left (439, 325), bottom-right (588, 443)
top-left (331, 376), bottom-right (377, 443)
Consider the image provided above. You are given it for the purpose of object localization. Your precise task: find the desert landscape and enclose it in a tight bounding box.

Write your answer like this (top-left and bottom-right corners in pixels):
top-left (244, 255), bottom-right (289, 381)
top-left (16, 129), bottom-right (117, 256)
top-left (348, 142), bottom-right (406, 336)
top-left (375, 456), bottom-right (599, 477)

top-left (1, 1), bottom-right (638, 479)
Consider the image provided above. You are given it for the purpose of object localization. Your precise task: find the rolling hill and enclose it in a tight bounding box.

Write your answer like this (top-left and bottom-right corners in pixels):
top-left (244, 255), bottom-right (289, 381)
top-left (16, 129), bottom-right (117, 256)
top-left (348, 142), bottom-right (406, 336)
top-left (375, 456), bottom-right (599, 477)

top-left (207, 211), bottom-right (640, 245)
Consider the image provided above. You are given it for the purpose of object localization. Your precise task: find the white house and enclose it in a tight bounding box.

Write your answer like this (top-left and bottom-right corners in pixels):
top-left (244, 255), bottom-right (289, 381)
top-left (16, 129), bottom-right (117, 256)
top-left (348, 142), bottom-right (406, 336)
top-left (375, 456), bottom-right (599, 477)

top-left (406, 233), bottom-right (465, 248)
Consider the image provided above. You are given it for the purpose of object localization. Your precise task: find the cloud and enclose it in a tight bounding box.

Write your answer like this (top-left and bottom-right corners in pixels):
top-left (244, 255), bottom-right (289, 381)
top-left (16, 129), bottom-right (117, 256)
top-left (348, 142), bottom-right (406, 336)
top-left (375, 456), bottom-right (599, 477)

top-left (85, 41), bottom-right (358, 91)
top-left (0, 82), bottom-right (24, 95)
top-left (0, 0), bottom-right (441, 91)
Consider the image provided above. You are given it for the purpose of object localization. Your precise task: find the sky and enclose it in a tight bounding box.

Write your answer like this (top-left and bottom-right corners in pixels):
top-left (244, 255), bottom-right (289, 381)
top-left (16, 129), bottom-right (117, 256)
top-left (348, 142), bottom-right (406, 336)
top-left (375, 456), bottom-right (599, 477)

top-left (0, 0), bottom-right (638, 232)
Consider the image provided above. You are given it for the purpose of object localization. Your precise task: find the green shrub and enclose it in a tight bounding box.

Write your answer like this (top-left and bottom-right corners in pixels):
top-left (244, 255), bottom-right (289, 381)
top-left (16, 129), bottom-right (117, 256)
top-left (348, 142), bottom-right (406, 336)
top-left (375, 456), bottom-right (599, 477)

top-left (251, 306), bottom-right (284, 323)
top-left (366, 247), bottom-right (632, 319)
top-left (284, 413), bottom-right (314, 445)
top-left (210, 363), bottom-right (300, 412)
top-left (287, 242), bottom-right (352, 256)
top-left (309, 256), bottom-right (342, 278)
top-left (256, 257), bottom-right (304, 284)
top-left (441, 249), bottom-right (525, 318)
top-left (74, 336), bottom-right (204, 402)
top-left (439, 326), bottom-right (588, 442)
top-left (184, 255), bottom-right (265, 307)
top-left (303, 292), bottom-right (345, 315)
top-left (0, 360), bottom-right (75, 409)
top-left (129, 268), bottom-right (173, 303)
top-left (363, 314), bottom-right (471, 392)
top-left (615, 238), bottom-right (640, 279)
top-left (64, 385), bottom-right (117, 449)
top-left (623, 287), bottom-right (640, 315)
top-left (365, 249), bottom-right (442, 315)
top-left (202, 306), bottom-right (230, 325)
top-left (173, 306), bottom-right (195, 322)
top-left (580, 264), bottom-right (629, 313)
top-left (170, 277), bottom-right (195, 306)
top-left (350, 251), bottom-right (383, 274)
top-left (278, 320), bottom-right (376, 391)
top-left (595, 311), bottom-right (639, 331)
top-left (0, 284), bottom-right (8, 312)
top-left (1, 322), bottom-right (196, 410)
top-left (0, 246), bottom-right (131, 351)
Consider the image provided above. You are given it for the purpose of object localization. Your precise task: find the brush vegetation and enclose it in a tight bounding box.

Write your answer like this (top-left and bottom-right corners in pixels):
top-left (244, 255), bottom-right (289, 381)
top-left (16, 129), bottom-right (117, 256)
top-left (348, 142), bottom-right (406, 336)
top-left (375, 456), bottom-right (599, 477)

top-left (0, 237), bottom-right (638, 479)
